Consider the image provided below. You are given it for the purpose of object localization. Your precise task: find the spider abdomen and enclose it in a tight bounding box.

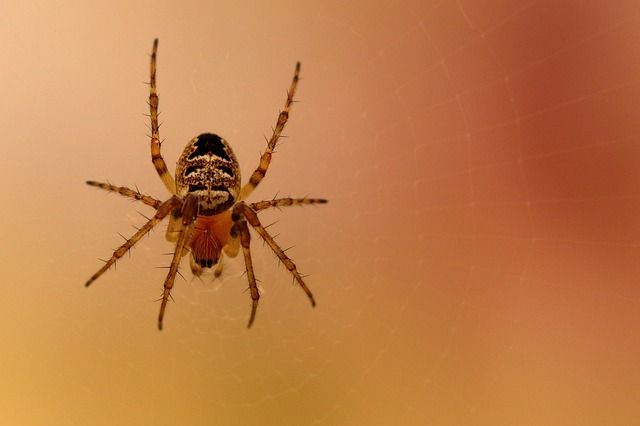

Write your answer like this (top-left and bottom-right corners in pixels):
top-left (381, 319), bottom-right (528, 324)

top-left (175, 133), bottom-right (241, 215)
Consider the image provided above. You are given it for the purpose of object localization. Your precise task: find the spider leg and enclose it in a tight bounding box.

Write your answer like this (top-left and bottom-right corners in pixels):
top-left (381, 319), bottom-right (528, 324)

top-left (189, 253), bottom-right (203, 277)
top-left (157, 221), bottom-right (193, 330)
top-left (233, 202), bottom-right (316, 312)
top-left (86, 180), bottom-right (162, 209)
top-left (230, 217), bottom-right (260, 327)
top-left (85, 196), bottom-right (181, 287)
top-left (250, 197), bottom-right (327, 213)
top-left (165, 209), bottom-right (184, 243)
top-left (149, 38), bottom-right (176, 194)
top-left (213, 253), bottom-right (224, 277)
top-left (239, 62), bottom-right (300, 200)
top-left (158, 194), bottom-right (198, 330)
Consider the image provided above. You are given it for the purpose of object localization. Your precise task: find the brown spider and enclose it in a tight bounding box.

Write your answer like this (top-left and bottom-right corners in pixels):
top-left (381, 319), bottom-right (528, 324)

top-left (85, 39), bottom-right (326, 330)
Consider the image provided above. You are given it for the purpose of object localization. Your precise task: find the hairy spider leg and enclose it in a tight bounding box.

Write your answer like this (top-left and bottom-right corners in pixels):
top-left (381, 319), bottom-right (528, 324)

top-left (149, 38), bottom-right (176, 194)
top-left (86, 180), bottom-right (162, 209)
top-left (239, 62), bottom-right (300, 201)
top-left (158, 194), bottom-right (198, 330)
top-left (249, 197), bottom-right (327, 212)
top-left (85, 196), bottom-right (181, 287)
top-left (232, 218), bottom-right (260, 327)
top-left (231, 201), bottom-right (316, 327)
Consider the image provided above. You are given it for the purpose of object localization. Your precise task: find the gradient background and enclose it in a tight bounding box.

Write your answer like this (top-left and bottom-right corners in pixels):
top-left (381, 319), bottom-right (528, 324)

top-left (1, 1), bottom-right (639, 425)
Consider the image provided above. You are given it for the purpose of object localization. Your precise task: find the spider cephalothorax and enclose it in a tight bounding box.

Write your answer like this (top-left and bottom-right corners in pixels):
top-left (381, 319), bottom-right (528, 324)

top-left (85, 39), bottom-right (326, 330)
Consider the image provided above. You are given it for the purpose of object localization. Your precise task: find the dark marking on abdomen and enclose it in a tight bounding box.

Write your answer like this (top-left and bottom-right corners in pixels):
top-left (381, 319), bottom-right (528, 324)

top-left (189, 184), bottom-right (207, 192)
top-left (188, 133), bottom-right (231, 161)
top-left (185, 165), bottom-right (200, 176)
top-left (219, 165), bottom-right (234, 177)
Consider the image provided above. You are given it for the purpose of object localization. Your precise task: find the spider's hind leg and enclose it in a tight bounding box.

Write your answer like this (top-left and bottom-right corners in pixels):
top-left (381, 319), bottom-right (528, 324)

top-left (234, 202), bottom-right (315, 307)
top-left (230, 217), bottom-right (260, 327)
top-left (231, 201), bottom-right (315, 327)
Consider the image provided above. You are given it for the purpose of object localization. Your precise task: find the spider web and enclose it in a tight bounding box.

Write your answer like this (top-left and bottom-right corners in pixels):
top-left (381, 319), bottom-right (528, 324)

top-left (1, 1), bottom-right (640, 425)
top-left (282, 1), bottom-right (640, 424)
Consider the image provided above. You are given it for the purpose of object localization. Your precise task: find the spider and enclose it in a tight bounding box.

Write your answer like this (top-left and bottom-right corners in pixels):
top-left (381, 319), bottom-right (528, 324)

top-left (85, 39), bottom-right (326, 330)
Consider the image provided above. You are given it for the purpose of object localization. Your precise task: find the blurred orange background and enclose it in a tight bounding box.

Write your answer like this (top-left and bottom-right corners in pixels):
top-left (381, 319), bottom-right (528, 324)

top-left (1, 1), bottom-right (639, 425)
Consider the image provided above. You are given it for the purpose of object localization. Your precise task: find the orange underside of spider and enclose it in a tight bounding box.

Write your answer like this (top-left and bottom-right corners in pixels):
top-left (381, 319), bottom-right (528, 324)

top-left (189, 212), bottom-right (232, 268)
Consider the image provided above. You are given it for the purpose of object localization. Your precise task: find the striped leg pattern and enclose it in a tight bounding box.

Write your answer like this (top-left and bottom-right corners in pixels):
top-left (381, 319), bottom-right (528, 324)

top-left (232, 201), bottom-right (315, 327)
top-left (250, 197), bottom-right (327, 213)
top-left (232, 218), bottom-right (260, 327)
top-left (85, 196), bottom-right (181, 287)
top-left (158, 194), bottom-right (199, 330)
top-left (86, 180), bottom-right (162, 209)
top-left (239, 62), bottom-right (300, 200)
top-left (149, 39), bottom-right (176, 194)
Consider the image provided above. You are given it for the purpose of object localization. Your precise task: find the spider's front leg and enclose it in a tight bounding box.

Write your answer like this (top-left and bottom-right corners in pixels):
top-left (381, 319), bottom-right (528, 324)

top-left (239, 62), bottom-right (300, 200)
top-left (231, 201), bottom-right (316, 328)
top-left (148, 38), bottom-right (176, 194)
top-left (157, 194), bottom-right (198, 330)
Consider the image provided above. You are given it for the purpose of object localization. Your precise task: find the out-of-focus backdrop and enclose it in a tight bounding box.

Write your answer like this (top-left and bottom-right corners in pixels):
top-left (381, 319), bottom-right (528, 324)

top-left (1, 1), bottom-right (639, 425)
